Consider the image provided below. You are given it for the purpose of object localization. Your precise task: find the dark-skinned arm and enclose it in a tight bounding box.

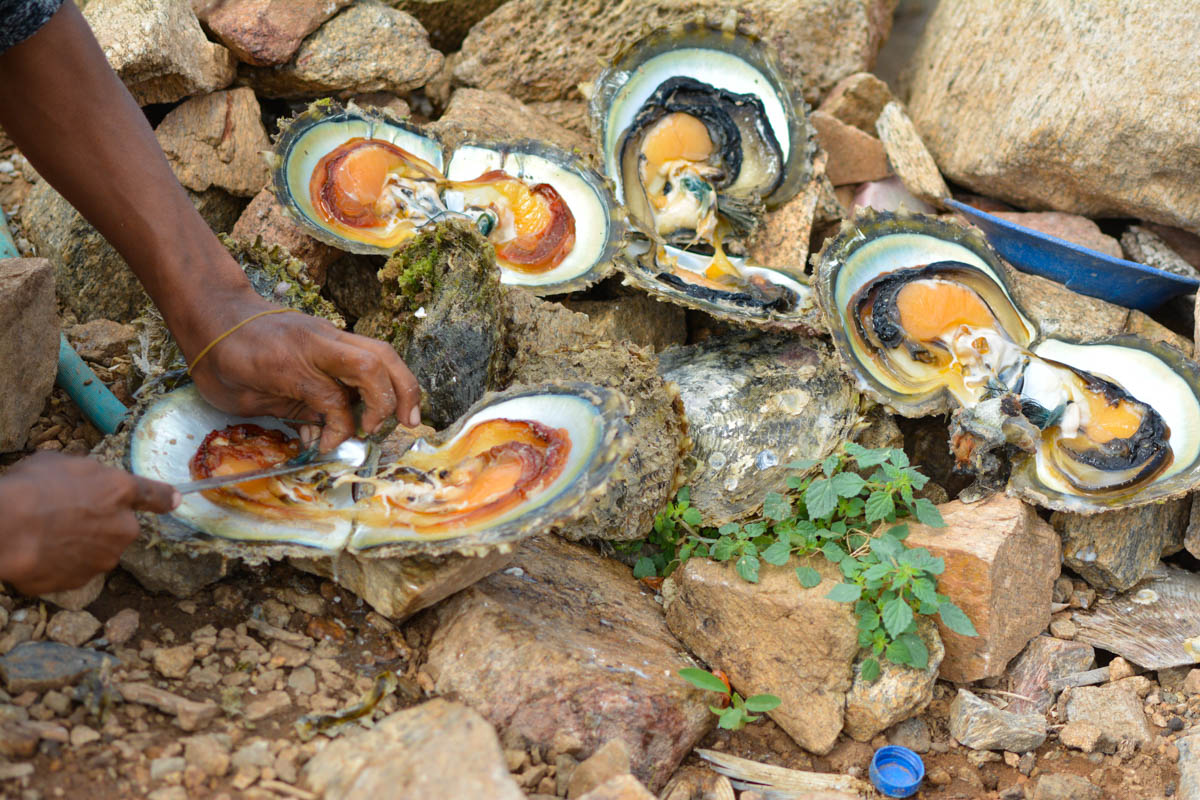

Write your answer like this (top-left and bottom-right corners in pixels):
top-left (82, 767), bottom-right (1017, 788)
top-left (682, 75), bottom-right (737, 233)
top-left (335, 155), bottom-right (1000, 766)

top-left (0, 2), bottom-right (422, 450)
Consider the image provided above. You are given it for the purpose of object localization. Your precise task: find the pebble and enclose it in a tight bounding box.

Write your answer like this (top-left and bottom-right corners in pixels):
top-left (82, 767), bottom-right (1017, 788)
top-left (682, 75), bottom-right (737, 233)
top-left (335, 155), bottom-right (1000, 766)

top-left (1107, 657), bottom-right (1135, 682)
top-left (232, 739), bottom-right (274, 771)
top-left (1049, 618), bottom-right (1077, 640)
top-left (103, 609), bottom-right (140, 646)
top-left (70, 725), bottom-right (100, 747)
top-left (244, 690), bottom-right (290, 721)
top-left (1184, 669), bottom-right (1200, 696)
top-left (149, 755), bottom-right (186, 781)
top-left (45, 611), bottom-right (101, 648)
top-left (887, 717), bottom-right (932, 754)
top-left (153, 645), bottom-right (196, 680)
top-left (928, 766), bottom-right (952, 786)
top-left (287, 666), bottom-right (316, 696)
top-left (184, 733), bottom-right (231, 777)
top-left (42, 690), bottom-right (70, 715)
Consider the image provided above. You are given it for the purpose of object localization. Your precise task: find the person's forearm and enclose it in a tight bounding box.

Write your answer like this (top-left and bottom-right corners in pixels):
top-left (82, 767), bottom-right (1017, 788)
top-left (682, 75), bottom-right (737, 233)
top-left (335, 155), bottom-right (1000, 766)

top-left (0, 3), bottom-right (252, 359)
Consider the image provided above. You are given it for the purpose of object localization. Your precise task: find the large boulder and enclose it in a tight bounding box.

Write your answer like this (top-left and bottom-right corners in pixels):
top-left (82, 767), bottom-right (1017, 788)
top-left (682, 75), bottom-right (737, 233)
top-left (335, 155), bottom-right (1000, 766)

top-left (455, 0), bottom-right (898, 106)
top-left (423, 536), bottom-right (712, 791)
top-left (906, 0), bottom-right (1200, 235)
top-left (1051, 498), bottom-right (1190, 592)
top-left (391, 0), bottom-right (510, 52)
top-left (229, 189), bottom-right (342, 285)
top-left (85, 0), bottom-right (235, 105)
top-left (429, 88), bottom-right (591, 154)
top-left (155, 88), bottom-right (272, 198)
top-left (0, 259), bottom-right (57, 453)
top-left (241, 0), bottom-right (443, 98)
top-left (200, 0), bottom-right (354, 66)
top-left (663, 555), bottom-right (857, 755)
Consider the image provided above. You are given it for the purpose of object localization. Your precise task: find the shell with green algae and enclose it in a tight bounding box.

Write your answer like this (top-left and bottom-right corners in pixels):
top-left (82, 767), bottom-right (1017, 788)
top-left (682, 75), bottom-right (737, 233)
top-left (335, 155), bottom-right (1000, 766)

top-left (354, 219), bottom-right (506, 430)
top-left (657, 329), bottom-right (862, 526)
top-left (220, 234), bottom-right (345, 329)
top-left (121, 381), bottom-right (632, 562)
top-left (507, 340), bottom-right (690, 541)
top-left (814, 207), bottom-right (1200, 514)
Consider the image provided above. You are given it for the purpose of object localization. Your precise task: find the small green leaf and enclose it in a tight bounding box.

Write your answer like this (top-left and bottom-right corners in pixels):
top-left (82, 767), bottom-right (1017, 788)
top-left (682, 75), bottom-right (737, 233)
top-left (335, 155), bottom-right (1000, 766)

top-left (795, 565), bottom-right (822, 588)
top-left (763, 491), bottom-right (792, 521)
top-left (633, 557), bottom-right (658, 579)
top-left (822, 541), bottom-right (846, 564)
top-left (736, 554), bottom-right (760, 583)
top-left (805, 478), bottom-right (838, 520)
top-left (899, 632), bottom-right (929, 669)
top-left (888, 448), bottom-right (910, 467)
top-left (853, 447), bottom-right (892, 468)
top-left (863, 562), bottom-right (893, 582)
top-left (682, 507), bottom-right (703, 526)
top-left (858, 608), bottom-right (880, 631)
top-left (938, 602), bottom-right (979, 637)
top-left (678, 668), bottom-right (729, 693)
top-left (743, 521), bottom-right (768, 538)
top-left (830, 471), bottom-right (867, 498)
top-left (864, 490), bottom-right (896, 524)
top-left (871, 533), bottom-right (903, 560)
top-left (718, 522), bottom-right (741, 536)
top-left (786, 458), bottom-right (819, 471)
top-left (911, 577), bottom-right (939, 606)
top-left (843, 442), bottom-right (868, 456)
top-left (743, 694), bottom-right (781, 712)
top-left (826, 583), bottom-right (862, 603)
top-left (860, 657), bottom-right (880, 682)
top-left (885, 637), bottom-right (911, 666)
top-left (676, 486), bottom-right (691, 504)
top-left (911, 497), bottom-right (944, 527)
top-left (882, 596), bottom-right (915, 638)
top-left (840, 558), bottom-right (863, 579)
top-left (712, 538), bottom-right (737, 561)
top-left (888, 523), bottom-right (910, 541)
top-left (718, 707), bottom-right (745, 730)
top-left (763, 540), bottom-right (792, 566)
top-left (821, 453), bottom-right (841, 476)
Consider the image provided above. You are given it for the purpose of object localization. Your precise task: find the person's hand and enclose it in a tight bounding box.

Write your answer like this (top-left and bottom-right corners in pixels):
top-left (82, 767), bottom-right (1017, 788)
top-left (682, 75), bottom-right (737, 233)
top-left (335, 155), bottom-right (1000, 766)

top-left (0, 453), bottom-right (180, 595)
top-left (183, 288), bottom-right (422, 452)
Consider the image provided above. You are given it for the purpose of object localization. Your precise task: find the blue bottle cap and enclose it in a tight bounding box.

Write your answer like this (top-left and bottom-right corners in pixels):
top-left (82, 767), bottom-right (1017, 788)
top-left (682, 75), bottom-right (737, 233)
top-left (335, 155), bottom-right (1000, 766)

top-left (869, 745), bottom-right (925, 798)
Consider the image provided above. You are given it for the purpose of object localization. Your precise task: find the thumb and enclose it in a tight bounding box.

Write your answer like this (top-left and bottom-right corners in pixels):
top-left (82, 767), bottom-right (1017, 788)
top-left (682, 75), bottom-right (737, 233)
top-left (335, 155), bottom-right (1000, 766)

top-left (131, 476), bottom-right (181, 513)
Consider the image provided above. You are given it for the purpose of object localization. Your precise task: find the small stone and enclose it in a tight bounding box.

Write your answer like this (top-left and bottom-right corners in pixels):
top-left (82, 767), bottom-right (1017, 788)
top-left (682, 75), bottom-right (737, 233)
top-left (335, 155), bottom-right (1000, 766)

top-left (70, 725), bottom-right (100, 747)
top-left (104, 609), bottom-right (140, 646)
top-left (244, 691), bottom-right (290, 721)
top-left (118, 682), bottom-right (219, 732)
top-left (232, 739), bottom-right (274, 771)
top-left (818, 72), bottom-right (896, 133)
top-left (567, 740), bottom-right (631, 798)
top-left (150, 756), bottom-right (187, 781)
top-left (1004, 635), bottom-right (1095, 716)
top-left (575, 774), bottom-right (657, 800)
top-left (287, 667), bottom-right (316, 696)
top-left (1059, 721), bottom-right (1104, 753)
top-left (1184, 669), bottom-right (1200, 695)
top-left (40, 572), bottom-right (106, 612)
top-left (64, 320), bottom-right (137, 363)
top-left (1065, 684), bottom-right (1153, 750)
top-left (1033, 773), bottom-right (1102, 800)
top-left (155, 88), bottom-right (272, 197)
top-left (1107, 657), bottom-right (1135, 682)
top-left (949, 689), bottom-right (1047, 753)
top-left (46, 610), bottom-right (102, 649)
top-left (886, 717), bottom-right (932, 754)
top-left (843, 619), bottom-right (943, 741)
top-left (1018, 751), bottom-right (1036, 776)
top-left (42, 690), bottom-right (71, 716)
top-left (153, 645), bottom-right (196, 680)
top-left (203, 0), bottom-right (354, 66)
top-left (1050, 618), bottom-right (1077, 640)
top-left (0, 642), bottom-right (113, 695)
top-left (811, 110), bottom-right (891, 186)
top-left (928, 767), bottom-right (952, 786)
top-left (875, 101), bottom-right (949, 205)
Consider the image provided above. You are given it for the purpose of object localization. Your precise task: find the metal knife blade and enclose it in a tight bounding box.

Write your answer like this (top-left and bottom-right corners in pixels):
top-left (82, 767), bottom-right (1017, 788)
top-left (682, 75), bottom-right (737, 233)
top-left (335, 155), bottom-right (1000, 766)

top-left (175, 438), bottom-right (369, 495)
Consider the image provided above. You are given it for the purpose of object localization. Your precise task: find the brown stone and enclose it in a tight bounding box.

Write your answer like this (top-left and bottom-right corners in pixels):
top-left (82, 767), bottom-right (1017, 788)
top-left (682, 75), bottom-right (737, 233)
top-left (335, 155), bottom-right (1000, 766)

top-left (817, 72), bottom-right (896, 134)
top-left (103, 609), bottom-right (141, 646)
top-left (991, 212), bottom-right (1123, 260)
top-left (85, 0), bottom-right (235, 105)
top-left (230, 188), bottom-right (341, 285)
top-left (576, 774), bottom-right (657, 800)
top-left (456, 0), bottom-right (897, 106)
top-left (0, 258), bottom-right (56, 452)
top-left (1122, 309), bottom-right (1192, 353)
top-left (205, 0), bottom-right (354, 66)
top-left (906, 0), bottom-right (1200, 235)
top-left (811, 111), bottom-right (891, 187)
top-left (430, 88), bottom-right (591, 154)
top-left (424, 536), bottom-right (711, 791)
top-left (904, 495), bottom-right (1060, 683)
top-left (1149, 223), bottom-right (1200, 271)
top-left (1065, 684), bottom-right (1153, 749)
top-left (567, 740), bottom-right (631, 799)
top-left (1051, 497), bottom-right (1190, 592)
top-left (1004, 635), bottom-right (1095, 716)
top-left (1003, 267), bottom-right (1129, 342)
top-left (1188, 500), bottom-right (1200, 560)
top-left (64, 320), bottom-right (137, 363)
top-left (875, 101), bottom-right (949, 205)
top-left (948, 689), bottom-right (1047, 753)
top-left (842, 619), bottom-right (943, 741)
top-left (155, 88), bottom-right (272, 198)
top-left (303, 699), bottom-right (525, 800)
top-left (560, 295), bottom-right (686, 353)
top-left (1058, 721), bottom-right (1104, 753)
top-left (46, 611), bottom-right (101, 648)
top-left (40, 572), bottom-right (105, 613)
top-left (527, 100), bottom-right (593, 144)
top-left (240, 0), bottom-right (443, 98)
top-left (291, 549), bottom-right (514, 620)
top-left (118, 682), bottom-right (219, 731)
top-left (349, 91), bottom-right (412, 118)
top-left (392, 0), bottom-right (510, 53)
top-left (153, 644), bottom-right (196, 680)
top-left (664, 555), bottom-right (857, 755)
top-left (1121, 225), bottom-right (1199, 278)
top-left (501, 289), bottom-right (599, 363)
top-left (746, 159), bottom-right (828, 273)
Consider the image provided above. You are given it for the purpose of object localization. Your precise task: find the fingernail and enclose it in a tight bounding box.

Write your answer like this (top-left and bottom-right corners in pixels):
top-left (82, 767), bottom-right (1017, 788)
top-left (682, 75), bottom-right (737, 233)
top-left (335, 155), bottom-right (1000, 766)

top-left (409, 407), bottom-right (421, 427)
top-left (171, 491), bottom-right (182, 509)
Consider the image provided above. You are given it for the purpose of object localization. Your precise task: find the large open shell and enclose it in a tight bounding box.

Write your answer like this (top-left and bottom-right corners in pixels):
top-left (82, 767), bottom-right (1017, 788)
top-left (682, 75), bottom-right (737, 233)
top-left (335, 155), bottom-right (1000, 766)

top-left (128, 382), bottom-right (631, 558)
top-left (814, 208), bottom-right (1200, 513)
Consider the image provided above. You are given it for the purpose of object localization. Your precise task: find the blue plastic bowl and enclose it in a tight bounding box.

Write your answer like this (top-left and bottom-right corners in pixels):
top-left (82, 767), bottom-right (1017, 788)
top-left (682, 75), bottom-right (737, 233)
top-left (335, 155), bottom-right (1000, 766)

top-left (946, 199), bottom-right (1199, 311)
top-left (869, 745), bottom-right (925, 798)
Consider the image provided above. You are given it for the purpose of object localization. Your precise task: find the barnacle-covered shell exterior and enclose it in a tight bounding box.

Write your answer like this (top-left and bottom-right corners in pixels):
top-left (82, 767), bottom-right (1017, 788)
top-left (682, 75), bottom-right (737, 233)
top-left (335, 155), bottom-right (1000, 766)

top-left (127, 382), bottom-right (631, 559)
top-left (814, 208), bottom-right (1200, 514)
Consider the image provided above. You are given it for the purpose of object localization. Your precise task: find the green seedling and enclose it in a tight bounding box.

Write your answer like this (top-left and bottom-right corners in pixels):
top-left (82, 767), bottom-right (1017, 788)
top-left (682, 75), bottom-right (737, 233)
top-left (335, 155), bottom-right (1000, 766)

top-left (678, 668), bottom-right (780, 730)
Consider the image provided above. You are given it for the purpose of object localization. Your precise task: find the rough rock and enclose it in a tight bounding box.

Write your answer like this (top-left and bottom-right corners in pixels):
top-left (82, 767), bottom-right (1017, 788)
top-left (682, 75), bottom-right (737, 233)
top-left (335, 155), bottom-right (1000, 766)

top-left (1150, 223), bottom-right (1200, 271)
top-left (817, 71), bottom-right (895, 134)
top-left (1058, 721), bottom-right (1104, 754)
top-left (303, 699), bottom-right (525, 800)
top-left (811, 110), bottom-right (891, 187)
top-left (507, 342), bottom-right (687, 542)
top-left (424, 536), bottom-right (712, 790)
top-left (456, 0), bottom-right (896, 106)
top-left (948, 689), bottom-right (1047, 753)
top-left (1004, 636), bottom-right (1095, 716)
top-left (560, 295), bottom-right (687, 352)
top-left (1065, 684), bottom-right (1153, 750)
top-left (64, 320), bottom-right (137, 363)
top-left (118, 682), bottom-right (219, 731)
top-left (230, 189), bottom-right (341, 285)
top-left (1189, 669), bottom-right (1200, 695)
top-left (664, 555), bottom-right (856, 755)
top-left (658, 331), bottom-right (861, 527)
top-left (904, 495), bottom-right (1059, 683)
top-left (1051, 497), bottom-right (1190, 592)
top-left (0, 642), bottom-right (114, 694)
top-left (241, 0), bottom-right (443, 98)
top-left (391, 0), bottom-right (508, 51)
top-left (1186, 502), bottom-right (1200, 560)
top-left (0, 259), bottom-right (56, 452)
top-left (527, 100), bottom-right (592, 142)
top-left (184, 733), bottom-right (231, 777)
top-left (843, 618), bottom-right (943, 741)
top-left (155, 88), bottom-right (272, 198)
top-left (991, 212), bottom-right (1124, 260)
top-left (501, 290), bottom-right (598, 365)
top-left (244, 690), bottom-right (290, 720)
top-left (576, 775), bottom-right (657, 800)
top-left (567, 740), bottom-right (631, 799)
top-left (46, 611), bottom-right (101, 648)
top-left (430, 88), bottom-right (591, 154)
top-left (153, 645), bottom-right (196, 680)
top-left (906, 0), bottom-right (1200, 235)
top-left (1003, 267), bottom-right (1129, 342)
top-left (874, 101), bottom-right (948, 205)
top-left (204, 0), bottom-right (354, 66)
top-left (24, 180), bottom-right (243, 323)
top-left (747, 162), bottom-right (832, 273)
top-left (40, 574), bottom-right (106, 613)
top-left (1178, 733), bottom-right (1200, 800)
top-left (1033, 774), bottom-right (1102, 800)
top-left (120, 540), bottom-right (231, 598)
top-left (85, 0), bottom-right (235, 105)
top-left (103, 609), bottom-right (140, 646)
top-left (349, 91), bottom-right (412, 118)
top-left (886, 717), bottom-right (931, 754)
top-left (70, 726), bottom-right (100, 747)
top-left (1123, 308), bottom-right (1193, 352)
top-left (291, 549), bottom-right (513, 620)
